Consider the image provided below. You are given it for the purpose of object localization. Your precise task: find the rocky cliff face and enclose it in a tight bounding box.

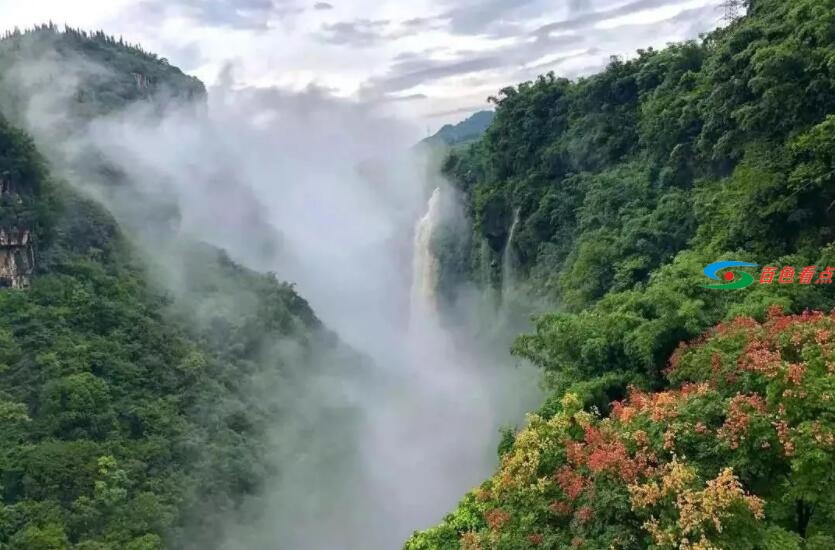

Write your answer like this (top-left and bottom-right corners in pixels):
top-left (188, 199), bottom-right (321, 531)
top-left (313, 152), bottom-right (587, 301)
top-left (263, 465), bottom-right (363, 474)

top-left (0, 227), bottom-right (33, 288)
top-left (0, 135), bottom-right (40, 290)
top-left (0, 172), bottom-right (34, 289)
top-left (132, 71), bottom-right (152, 91)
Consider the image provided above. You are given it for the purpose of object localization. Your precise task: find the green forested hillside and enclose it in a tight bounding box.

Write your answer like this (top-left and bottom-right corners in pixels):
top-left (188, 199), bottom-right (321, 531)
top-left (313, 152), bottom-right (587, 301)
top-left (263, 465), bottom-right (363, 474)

top-left (411, 0), bottom-right (835, 547)
top-left (0, 23), bottom-right (205, 117)
top-left (0, 28), bottom-right (358, 550)
top-left (436, 0), bottom-right (835, 393)
top-left (1, 6), bottom-right (834, 549)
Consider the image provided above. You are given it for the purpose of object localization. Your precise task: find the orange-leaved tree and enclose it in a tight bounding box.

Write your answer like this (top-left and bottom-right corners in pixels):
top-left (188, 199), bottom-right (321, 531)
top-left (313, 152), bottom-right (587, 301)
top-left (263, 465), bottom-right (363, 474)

top-left (406, 307), bottom-right (835, 549)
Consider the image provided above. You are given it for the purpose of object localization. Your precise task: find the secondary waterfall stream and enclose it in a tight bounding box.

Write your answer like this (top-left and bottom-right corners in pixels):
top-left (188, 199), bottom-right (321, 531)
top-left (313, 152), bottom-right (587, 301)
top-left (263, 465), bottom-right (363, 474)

top-left (502, 207), bottom-right (520, 299)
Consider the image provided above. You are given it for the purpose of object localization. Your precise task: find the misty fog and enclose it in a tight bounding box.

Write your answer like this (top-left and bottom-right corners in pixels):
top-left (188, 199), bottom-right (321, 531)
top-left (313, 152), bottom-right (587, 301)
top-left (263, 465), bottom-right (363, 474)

top-left (5, 54), bottom-right (541, 549)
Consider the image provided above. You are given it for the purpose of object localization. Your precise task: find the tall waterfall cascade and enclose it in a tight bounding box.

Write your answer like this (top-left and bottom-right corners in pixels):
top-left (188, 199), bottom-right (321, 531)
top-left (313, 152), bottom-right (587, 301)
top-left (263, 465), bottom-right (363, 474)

top-left (501, 207), bottom-right (520, 298)
top-left (410, 187), bottom-right (442, 326)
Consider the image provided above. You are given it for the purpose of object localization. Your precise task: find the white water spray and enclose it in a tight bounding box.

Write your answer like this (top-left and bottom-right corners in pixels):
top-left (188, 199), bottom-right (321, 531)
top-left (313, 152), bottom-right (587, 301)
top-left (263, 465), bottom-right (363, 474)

top-left (502, 207), bottom-right (520, 298)
top-left (410, 187), bottom-right (442, 327)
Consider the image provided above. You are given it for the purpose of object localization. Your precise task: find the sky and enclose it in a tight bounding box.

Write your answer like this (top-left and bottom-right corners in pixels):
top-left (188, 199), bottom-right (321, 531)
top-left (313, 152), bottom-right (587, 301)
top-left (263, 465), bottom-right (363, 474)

top-left (0, 0), bottom-right (728, 135)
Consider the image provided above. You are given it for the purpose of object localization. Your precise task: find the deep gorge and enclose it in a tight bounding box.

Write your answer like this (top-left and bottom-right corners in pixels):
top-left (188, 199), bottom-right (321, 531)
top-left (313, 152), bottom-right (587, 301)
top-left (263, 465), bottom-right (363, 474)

top-left (1, 1), bottom-right (835, 548)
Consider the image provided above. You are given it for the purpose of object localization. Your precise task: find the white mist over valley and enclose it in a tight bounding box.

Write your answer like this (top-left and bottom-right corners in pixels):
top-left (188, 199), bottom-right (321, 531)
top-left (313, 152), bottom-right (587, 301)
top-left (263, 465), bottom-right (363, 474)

top-left (1, 5), bottom-right (829, 550)
top-left (4, 52), bottom-right (540, 549)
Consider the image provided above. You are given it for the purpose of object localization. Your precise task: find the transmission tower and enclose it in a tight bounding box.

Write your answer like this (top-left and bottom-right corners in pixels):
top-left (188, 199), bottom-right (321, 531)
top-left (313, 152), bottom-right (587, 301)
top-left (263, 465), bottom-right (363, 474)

top-left (721, 0), bottom-right (742, 23)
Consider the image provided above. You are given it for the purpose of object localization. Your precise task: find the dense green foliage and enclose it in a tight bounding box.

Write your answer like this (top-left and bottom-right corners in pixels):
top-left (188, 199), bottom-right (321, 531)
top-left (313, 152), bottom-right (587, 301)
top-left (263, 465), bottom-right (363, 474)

top-left (438, 0), bottom-right (835, 391)
top-left (0, 23), bottom-right (205, 120)
top-left (412, 0), bottom-right (835, 547)
top-left (0, 114), bottom-right (346, 549)
top-left (0, 30), bottom-right (359, 549)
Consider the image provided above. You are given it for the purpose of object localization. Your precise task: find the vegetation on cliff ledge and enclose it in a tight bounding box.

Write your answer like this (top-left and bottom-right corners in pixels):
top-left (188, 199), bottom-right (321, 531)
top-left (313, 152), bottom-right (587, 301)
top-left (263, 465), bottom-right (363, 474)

top-left (0, 29), bottom-right (355, 550)
top-left (411, 0), bottom-right (835, 547)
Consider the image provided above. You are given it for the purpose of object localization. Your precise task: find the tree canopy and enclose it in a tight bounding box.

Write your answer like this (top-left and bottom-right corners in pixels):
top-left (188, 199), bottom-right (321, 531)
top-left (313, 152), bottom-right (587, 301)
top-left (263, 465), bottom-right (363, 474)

top-left (413, 0), bottom-right (835, 547)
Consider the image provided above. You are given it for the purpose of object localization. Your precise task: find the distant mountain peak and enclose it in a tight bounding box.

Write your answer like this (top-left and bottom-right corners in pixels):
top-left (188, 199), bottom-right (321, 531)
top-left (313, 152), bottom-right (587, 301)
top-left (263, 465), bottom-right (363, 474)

top-left (423, 110), bottom-right (494, 147)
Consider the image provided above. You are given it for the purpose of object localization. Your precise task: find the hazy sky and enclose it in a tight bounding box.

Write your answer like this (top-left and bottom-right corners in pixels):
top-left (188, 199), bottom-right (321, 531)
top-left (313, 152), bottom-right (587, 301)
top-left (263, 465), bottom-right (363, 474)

top-left (0, 0), bottom-right (727, 133)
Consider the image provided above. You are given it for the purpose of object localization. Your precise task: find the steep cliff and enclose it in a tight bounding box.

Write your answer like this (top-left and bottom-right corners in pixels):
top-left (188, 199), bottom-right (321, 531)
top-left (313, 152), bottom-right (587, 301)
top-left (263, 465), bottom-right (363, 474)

top-left (0, 24), bottom-right (204, 291)
top-left (0, 24), bottom-right (284, 275)
top-left (0, 228), bottom-right (33, 288)
top-left (409, 0), bottom-right (835, 547)
top-left (0, 28), bottom-right (365, 550)
top-left (0, 23), bottom-right (205, 115)
top-left (0, 120), bottom-right (46, 288)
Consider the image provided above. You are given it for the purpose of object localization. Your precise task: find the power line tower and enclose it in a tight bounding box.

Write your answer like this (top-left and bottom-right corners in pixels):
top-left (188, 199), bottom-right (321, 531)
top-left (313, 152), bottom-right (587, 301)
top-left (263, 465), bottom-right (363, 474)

top-left (721, 0), bottom-right (743, 23)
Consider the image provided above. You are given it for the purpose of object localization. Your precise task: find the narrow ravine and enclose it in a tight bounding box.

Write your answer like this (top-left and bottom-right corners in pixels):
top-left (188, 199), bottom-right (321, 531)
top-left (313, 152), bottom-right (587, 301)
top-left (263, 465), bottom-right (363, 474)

top-left (249, 179), bottom-right (540, 549)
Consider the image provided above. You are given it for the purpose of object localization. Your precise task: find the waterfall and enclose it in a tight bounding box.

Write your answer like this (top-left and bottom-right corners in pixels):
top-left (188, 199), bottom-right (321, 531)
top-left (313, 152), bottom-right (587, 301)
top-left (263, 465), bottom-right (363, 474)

top-left (501, 207), bottom-right (520, 297)
top-left (410, 187), bottom-right (442, 326)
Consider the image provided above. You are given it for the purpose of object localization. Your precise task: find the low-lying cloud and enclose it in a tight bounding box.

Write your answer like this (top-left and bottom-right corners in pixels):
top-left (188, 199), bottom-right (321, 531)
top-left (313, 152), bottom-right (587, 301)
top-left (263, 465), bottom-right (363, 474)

top-left (4, 47), bottom-right (541, 549)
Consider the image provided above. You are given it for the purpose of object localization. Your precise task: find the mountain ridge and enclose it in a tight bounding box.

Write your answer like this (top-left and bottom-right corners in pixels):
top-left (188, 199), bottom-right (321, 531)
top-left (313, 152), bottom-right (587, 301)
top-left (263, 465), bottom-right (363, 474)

top-left (422, 110), bottom-right (494, 148)
top-left (0, 25), bottom-right (368, 550)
